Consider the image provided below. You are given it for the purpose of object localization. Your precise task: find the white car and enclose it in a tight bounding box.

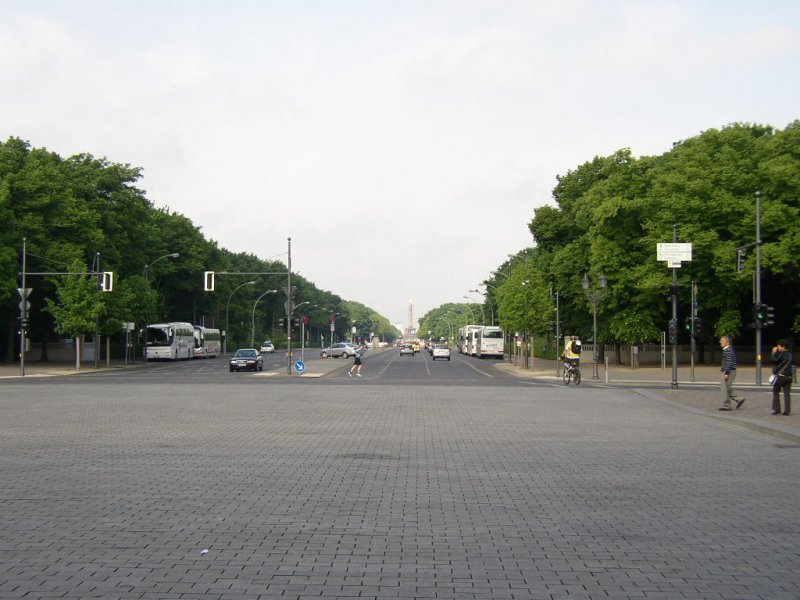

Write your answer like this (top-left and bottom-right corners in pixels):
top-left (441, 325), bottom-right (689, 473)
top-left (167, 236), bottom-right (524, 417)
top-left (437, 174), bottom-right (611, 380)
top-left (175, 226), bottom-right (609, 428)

top-left (432, 344), bottom-right (451, 361)
top-left (260, 341), bottom-right (275, 353)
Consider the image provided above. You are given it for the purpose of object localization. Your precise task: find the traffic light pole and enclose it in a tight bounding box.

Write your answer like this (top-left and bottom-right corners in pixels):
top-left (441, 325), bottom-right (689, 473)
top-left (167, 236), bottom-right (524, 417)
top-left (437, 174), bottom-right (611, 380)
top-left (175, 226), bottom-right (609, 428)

top-left (755, 191), bottom-right (763, 386)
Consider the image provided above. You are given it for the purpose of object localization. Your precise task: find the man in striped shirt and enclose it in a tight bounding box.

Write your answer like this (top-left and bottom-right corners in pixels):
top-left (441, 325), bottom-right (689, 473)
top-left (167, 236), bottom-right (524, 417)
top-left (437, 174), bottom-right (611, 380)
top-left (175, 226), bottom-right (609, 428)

top-left (719, 336), bottom-right (745, 411)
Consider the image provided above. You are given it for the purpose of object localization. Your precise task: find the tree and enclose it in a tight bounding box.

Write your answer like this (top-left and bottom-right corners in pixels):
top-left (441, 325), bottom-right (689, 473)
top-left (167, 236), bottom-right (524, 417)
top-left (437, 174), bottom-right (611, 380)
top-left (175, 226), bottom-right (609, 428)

top-left (43, 260), bottom-right (107, 367)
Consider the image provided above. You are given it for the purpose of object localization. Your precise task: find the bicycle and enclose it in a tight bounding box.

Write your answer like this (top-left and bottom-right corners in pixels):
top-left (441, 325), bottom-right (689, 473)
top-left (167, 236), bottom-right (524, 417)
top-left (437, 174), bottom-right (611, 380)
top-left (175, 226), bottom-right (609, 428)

top-left (562, 359), bottom-right (581, 385)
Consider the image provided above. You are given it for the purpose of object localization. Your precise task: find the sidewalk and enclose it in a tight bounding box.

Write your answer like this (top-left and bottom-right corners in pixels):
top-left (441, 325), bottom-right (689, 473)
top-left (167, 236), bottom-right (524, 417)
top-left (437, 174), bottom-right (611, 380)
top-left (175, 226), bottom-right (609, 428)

top-left (0, 355), bottom-right (351, 379)
top-left (497, 358), bottom-right (800, 444)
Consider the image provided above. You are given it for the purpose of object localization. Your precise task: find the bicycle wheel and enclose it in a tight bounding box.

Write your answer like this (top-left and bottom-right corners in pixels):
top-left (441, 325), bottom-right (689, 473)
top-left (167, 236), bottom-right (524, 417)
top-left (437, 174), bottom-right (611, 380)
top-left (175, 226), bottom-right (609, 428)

top-left (573, 367), bottom-right (581, 386)
top-left (562, 365), bottom-right (571, 385)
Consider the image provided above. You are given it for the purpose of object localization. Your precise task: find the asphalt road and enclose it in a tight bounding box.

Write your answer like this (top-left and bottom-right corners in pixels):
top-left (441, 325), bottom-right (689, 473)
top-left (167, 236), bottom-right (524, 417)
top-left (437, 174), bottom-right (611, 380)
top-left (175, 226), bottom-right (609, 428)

top-left (1, 352), bottom-right (798, 599)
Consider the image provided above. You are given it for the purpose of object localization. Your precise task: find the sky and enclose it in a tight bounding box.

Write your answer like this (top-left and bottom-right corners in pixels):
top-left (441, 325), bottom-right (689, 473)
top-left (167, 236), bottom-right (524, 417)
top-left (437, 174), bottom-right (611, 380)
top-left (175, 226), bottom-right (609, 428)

top-left (2, 1), bottom-right (799, 328)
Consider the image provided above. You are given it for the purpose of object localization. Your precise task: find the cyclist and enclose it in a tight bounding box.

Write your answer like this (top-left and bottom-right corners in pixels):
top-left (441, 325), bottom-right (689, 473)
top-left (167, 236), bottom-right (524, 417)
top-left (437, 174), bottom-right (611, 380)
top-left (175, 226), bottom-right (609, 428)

top-left (562, 335), bottom-right (582, 373)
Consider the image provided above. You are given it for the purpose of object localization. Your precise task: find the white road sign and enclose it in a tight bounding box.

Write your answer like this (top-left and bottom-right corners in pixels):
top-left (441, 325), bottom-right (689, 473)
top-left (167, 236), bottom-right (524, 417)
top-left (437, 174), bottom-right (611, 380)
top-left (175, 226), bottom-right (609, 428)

top-left (657, 243), bottom-right (692, 262)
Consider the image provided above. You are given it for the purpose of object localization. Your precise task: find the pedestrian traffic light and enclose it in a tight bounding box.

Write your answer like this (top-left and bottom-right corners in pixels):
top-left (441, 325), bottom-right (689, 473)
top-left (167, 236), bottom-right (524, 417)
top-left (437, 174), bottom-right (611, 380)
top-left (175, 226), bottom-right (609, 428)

top-left (204, 271), bottom-right (215, 292)
top-left (753, 303), bottom-right (766, 328)
top-left (668, 319), bottom-right (677, 344)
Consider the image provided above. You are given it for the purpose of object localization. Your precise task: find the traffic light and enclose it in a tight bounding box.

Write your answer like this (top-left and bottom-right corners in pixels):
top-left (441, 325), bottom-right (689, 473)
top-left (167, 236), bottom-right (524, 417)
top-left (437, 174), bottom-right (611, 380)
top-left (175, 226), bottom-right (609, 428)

top-left (684, 316), bottom-right (692, 332)
top-left (736, 249), bottom-right (747, 273)
top-left (204, 271), bottom-right (215, 291)
top-left (290, 317), bottom-right (299, 328)
top-left (765, 305), bottom-right (775, 327)
top-left (99, 271), bottom-right (113, 292)
top-left (694, 317), bottom-right (702, 337)
top-left (753, 303), bottom-right (766, 329)
top-left (668, 319), bottom-right (677, 344)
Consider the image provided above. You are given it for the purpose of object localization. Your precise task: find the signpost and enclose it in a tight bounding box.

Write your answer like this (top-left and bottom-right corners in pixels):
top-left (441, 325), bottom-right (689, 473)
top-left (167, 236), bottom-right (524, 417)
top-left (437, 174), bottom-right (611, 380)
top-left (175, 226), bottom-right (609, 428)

top-left (658, 234), bottom-right (692, 389)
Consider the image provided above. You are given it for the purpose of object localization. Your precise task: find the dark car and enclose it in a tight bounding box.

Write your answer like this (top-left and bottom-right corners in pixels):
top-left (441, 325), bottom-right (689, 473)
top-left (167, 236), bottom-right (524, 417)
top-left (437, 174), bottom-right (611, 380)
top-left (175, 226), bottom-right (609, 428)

top-left (229, 348), bottom-right (263, 372)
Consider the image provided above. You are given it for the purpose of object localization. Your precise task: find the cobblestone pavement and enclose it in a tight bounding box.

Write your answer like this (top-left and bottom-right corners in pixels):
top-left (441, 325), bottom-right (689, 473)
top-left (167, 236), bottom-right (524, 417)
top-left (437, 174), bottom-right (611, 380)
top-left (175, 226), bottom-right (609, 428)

top-left (1, 376), bottom-right (799, 599)
top-left (496, 360), bottom-right (800, 444)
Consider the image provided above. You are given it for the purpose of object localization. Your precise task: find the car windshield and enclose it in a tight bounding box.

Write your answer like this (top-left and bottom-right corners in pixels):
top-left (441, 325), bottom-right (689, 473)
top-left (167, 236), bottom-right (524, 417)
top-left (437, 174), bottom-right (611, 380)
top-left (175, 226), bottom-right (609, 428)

top-left (234, 349), bottom-right (257, 357)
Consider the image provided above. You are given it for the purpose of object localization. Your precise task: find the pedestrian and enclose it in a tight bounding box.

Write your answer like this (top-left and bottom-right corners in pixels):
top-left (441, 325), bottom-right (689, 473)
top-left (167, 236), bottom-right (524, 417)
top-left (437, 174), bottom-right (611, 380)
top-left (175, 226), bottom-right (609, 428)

top-left (719, 335), bottom-right (745, 411)
top-left (770, 338), bottom-right (793, 416)
top-left (349, 343), bottom-right (366, 377)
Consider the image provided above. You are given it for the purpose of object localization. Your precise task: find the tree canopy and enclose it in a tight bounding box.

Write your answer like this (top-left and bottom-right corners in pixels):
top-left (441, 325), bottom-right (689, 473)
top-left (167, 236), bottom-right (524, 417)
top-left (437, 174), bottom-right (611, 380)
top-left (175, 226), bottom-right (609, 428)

top-left (0, 137), bottom-right (394, 359)
top-left (456, 122), bottom-right (800, 348)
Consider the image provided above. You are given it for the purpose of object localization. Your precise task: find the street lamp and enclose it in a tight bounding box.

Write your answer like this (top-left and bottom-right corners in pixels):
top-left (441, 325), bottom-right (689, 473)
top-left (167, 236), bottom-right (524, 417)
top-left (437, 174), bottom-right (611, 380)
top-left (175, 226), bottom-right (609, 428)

top-left (225, 280), bottom-right (256, 354)
top-left (462, 295), bottom-right (483, 324)
top-left (470, 287), bottom-right (495, 325)
top-left (251, 289), bottom-right (278, 348)
top-left (582, 272), bottom-right (607, 380)
top-left (142, 252), bottom-right (179, 360)
top-left (295, 301), bottom-right (315, 361)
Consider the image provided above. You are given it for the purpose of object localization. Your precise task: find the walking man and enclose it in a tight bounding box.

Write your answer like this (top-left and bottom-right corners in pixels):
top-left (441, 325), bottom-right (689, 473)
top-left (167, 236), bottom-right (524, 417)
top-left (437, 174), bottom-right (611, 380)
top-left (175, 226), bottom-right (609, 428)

top-left (719, 335), bottom-right (745, 411)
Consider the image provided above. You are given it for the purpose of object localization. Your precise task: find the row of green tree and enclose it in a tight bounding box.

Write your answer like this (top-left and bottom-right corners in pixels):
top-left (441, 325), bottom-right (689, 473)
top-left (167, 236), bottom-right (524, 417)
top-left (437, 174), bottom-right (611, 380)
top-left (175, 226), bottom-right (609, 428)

top-left (0, 137), bottom-right (399, 361)
top-left (421, 122), bottom-right (800, 351)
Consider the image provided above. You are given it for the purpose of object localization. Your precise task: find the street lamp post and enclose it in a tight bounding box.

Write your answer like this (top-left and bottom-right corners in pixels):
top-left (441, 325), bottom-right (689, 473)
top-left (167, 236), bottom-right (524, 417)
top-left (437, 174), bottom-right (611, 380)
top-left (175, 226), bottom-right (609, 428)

top-left (582, 273), bottom-right (607, 380)
top-left (470, 288), bottom-right (494, 326)
top-left (251, 289), bottom-right (278, 348)
top-left (294, 301), bottom-right (314, 362)
top-left (142, 252), bottom-right (179, 361)
top-left (225, 280), bottom-right (256, 354)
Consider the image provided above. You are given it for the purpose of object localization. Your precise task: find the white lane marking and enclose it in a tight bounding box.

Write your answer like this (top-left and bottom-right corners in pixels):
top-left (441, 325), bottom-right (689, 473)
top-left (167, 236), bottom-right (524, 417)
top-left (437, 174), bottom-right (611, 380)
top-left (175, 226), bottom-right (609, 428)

top-left (461, 360), bottom-right (494, 378)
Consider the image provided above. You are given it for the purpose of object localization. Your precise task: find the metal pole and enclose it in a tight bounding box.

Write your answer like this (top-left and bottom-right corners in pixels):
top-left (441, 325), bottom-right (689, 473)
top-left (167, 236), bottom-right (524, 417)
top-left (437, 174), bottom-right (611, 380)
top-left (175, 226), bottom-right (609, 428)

top-left (671, 224), bottom-right (679, 389)
top-left (286, 237), bottom-right (292, 375)
top-left (20, 238), bottom-right (27, 377)
top-left (555, 290), bottom-right (560, 377)
top-left (755, 191), bottom-right (762, 386)
top-left (690, 281), bottom-right (696, 383)
top-left (592, 299), bottom-right (599, 379)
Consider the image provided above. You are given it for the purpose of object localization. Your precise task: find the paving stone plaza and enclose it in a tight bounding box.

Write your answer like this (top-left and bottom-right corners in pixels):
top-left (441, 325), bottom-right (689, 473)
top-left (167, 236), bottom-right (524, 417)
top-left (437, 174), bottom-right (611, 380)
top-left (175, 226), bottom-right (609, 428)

top-left (1, 375), bottom-right (798, 599)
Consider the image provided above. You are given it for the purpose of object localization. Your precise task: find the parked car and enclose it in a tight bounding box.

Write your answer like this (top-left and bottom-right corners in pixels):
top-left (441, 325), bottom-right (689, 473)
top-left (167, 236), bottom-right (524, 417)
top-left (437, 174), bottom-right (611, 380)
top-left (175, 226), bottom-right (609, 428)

top-left (400, 342), bottom-right (415, 356)
top-left (260, 340), bottom-right (275, 353)
top-left (320, 342), bottom-right (358, 358)
top-left (432, 344), bottom-right (451, 361)
top-left (229, 348), bottom-right (264, 372)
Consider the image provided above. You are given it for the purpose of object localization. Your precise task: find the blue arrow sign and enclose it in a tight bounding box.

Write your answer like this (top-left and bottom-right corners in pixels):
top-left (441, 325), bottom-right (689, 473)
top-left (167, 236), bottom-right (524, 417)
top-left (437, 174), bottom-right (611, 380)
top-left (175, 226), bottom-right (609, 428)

top-left (294, 360), bottom-right (305, 373)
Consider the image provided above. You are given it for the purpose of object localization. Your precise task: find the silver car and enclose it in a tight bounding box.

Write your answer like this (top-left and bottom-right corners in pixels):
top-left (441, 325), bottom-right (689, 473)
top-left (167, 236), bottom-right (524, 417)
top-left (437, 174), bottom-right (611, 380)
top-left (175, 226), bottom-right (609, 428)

top-left (320, 342), bottom-right (357, 358)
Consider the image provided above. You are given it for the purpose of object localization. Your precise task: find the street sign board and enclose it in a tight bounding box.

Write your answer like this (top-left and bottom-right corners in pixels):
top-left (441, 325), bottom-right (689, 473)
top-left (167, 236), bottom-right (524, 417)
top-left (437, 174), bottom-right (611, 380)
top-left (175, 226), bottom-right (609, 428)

top-left (19, 301), bottom-right (30, 312)
top-left (657, 243), bottom-right (692, 262)
top-left (294, 360), bottom-right (305, 373)
top-left (17, 287), bottom-right (32, 299)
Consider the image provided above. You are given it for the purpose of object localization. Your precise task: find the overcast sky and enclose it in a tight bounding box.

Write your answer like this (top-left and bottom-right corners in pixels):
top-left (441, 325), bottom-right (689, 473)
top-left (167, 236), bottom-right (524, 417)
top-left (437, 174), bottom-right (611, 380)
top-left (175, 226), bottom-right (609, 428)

top-left (3, 1), bottom-right (798, 328)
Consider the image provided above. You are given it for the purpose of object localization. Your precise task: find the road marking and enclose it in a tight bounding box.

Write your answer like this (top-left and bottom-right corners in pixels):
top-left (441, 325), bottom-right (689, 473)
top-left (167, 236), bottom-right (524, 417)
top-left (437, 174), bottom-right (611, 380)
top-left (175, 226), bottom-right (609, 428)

top-left (462, 360), bottom-right (494, 378)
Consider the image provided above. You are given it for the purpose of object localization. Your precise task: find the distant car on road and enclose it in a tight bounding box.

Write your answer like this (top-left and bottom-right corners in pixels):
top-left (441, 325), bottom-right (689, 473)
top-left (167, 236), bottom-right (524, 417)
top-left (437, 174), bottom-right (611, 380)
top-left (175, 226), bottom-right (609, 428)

top-left (400, 342), bottom-right (415, 356)
top-left (260, 340), bottom-right (275, 353)
top-left (229, 348), bottom-right (264, 372)
top-left (432, 344), bottom-right (451, 361)
top-left (320, 342), bottom-right (357, 358)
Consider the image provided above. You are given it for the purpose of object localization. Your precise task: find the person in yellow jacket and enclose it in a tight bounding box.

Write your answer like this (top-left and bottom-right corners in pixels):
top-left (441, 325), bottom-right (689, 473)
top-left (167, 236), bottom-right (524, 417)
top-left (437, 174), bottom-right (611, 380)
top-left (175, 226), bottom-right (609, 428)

top-left (562, 335), bottom-right (582, 370)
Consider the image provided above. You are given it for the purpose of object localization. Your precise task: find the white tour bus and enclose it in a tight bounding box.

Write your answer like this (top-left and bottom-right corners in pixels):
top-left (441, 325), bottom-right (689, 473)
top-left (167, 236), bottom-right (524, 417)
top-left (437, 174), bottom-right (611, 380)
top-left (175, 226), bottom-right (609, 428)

top-left (458, 325), bottom-right (482, 355)
top-left (193, 325), bottom-right (221, 358)
top-left (475, 326), bottom-right (504, 359)
top-left (144, 322), bottom-right (195, 360)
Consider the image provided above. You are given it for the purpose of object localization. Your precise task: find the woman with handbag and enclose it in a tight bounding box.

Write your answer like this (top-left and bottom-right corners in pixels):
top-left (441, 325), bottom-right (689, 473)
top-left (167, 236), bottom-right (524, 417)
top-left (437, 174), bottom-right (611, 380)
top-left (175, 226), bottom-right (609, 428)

top-left (770, 339), bottom-right (793, 416)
